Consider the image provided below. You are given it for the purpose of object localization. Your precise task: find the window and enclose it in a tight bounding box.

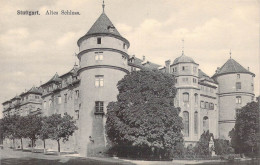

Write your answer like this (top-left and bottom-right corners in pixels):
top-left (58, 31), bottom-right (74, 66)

top-left (182, 77), bottom-right (189, 82)
top-left (209, 103), bottom-right (214, 110)
top-left (175, 67), bottom-right (177, 72)
top-left (236, 82), bottom-right (241, 90)
top-left (95, 75), bottom-right (104, 87)
top-left (64, 94), bottom-right (67, 103)
top-left (95, 52), bottom-right (103, 61)
top-left (200, 101), bottom-right (205, 108)
top-left (193, 78), bottom-right (197, 83)
top-left (193, 67), bottom-right (197, 73)
top-left (183, 93), bottom-right (189, 102)
top-left (58, 96), bottom-right (62, 104)
top-left (75, 110), bottom-right (79, 120)
top-left (182, 66), bottom-right (189, 71)
top-left (205, 102), bottom-right (209, 109)
top-left (203, 116), bottom-right (209, 132)
top-left (95, 101), bottom-right (104, 114)
top-left (237, 74), bottom-right (240, 79)
top-left (123, 43), bottom-right (126, 49)
top-left (97, 37), bottom-right (101, 44)
top-left (236, 96), bottom-right (242, 104)
top-left (43, 101), bottom-right (47, 109)
top-left (75, 90), bottom-right (79, 99)
top-left (194, 111), bottom-right (198, 134)
top-left (175, 78), bottom-right (178, 83)
top-left (183, 111), bottom-right (189, 137)
top-left (49, 99), bottom-right (52, 107)
top-left (194, 93), bottom-right (198, 104)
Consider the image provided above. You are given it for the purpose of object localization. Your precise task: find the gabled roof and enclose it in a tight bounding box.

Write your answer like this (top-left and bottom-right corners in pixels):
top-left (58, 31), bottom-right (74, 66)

top-left (27, 86), bottom-right (42, 95)
top-left (41, 73), bottom-right (62, 86)
top-left (198, 69), bottom-right (216, 84)
top-left (20, 86), bottom-right (42, 96)
top-left (213, 58), bottom-right (255, 77)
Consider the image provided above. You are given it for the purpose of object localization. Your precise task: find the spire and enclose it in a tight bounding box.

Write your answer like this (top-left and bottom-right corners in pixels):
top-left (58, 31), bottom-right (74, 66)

top-left (182, 39), bottom-right (185, 55)
top-left (102, 0), bottom-right (105, 13)
top-left (229, 49), bottom-right (232, 59)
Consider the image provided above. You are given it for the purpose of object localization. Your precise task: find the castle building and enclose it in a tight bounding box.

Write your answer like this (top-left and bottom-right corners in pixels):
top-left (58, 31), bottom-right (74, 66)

top-left (2, 3), bottom-right (255, 156)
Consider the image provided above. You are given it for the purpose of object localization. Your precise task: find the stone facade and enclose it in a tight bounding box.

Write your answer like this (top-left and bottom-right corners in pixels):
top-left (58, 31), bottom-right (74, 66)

top-left (2, 8), bottom-right (255, 156)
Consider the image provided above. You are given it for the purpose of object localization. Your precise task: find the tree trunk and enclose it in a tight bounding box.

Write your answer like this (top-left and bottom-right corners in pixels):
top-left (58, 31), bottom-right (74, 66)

top-left (43, 140), bottom-right (46, 154)
top-left (20, 138), bottom-right (23, 150)
top-left (12, 139), bottom-right (15, 150)
top-left (57, 139), bottom-right (60, 155)
top-left (31, 139), bottom-right (34, 153)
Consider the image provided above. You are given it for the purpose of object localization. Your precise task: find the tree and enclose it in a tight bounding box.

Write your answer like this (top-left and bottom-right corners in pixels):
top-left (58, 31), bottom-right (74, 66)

top-left (229, 101), bottom-right (260, 156)
top-left (22, 115), bottom-right (43, 152)
top-left (44, 113), bottom-right (78, 154)
top-left (106, 69), bottom-right (183, 159)
top-left (39, 116), bottom-right (49, 153)
top-left (193, 131), bottom-right (213, 157)
top-left (2, 115), bottom-right (21, 150)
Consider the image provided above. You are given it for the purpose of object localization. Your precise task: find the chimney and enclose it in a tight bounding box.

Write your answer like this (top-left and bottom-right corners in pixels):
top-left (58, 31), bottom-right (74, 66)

top-left (165, 60), bottom-right (171, 73)
top-left (215, 67), bottom-right (220, 73)
top-left (143, 55), bottom-right (145, 61)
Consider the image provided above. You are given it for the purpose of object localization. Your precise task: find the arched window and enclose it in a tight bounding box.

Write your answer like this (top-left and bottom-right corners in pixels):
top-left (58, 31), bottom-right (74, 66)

top-left (183, 111), bottom-right (189, 137)
top-left (183, 93), bottom-right (189, 102)
top-left (194, 93), bottom-right (198, 104)
top-left (203, 116), bottom-right (209, 132)
top-left (194, 111), bottom-right (198, 134)
top-left (200, 101), bottom-right (204, 108)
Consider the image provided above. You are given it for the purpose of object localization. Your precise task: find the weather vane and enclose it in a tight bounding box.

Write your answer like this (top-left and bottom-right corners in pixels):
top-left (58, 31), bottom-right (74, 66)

top-left (102, 0), bottom-right (105, 13)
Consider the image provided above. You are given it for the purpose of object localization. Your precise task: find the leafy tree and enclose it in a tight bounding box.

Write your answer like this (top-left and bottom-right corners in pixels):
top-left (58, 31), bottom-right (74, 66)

top-left (106, 69), bottom-right (183, 159)
top-left (2, 115), bottom-right (21, 149)
top-left (0, 119), bottom-right (4, 145)
top-left (22, 115), bottom-right (43, 152)
top-left (193, 131), bottom-right (213, 157)
top-left (39, 116), bottom-right (49, 153)
top-left (44, 113), bottom-right (78, 153)
top-left (229, 101), bottom-right (260, 156)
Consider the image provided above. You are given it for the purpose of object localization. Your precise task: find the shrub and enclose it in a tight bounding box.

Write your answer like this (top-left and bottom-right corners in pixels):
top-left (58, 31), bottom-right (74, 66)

top-left (214, 139), bottom-right (234, 155)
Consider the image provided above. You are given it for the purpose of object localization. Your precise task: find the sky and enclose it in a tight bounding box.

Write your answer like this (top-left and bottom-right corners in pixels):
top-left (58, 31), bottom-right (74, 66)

top-left (0, 0), bottom-right (259, 118)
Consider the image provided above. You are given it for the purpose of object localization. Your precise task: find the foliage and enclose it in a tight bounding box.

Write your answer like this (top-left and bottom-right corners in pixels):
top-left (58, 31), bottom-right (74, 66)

top-left (43, 113), bottom-right (78, 152)
top-left (106, 69), bottom-right (183, 159)
top-left (214, 139), bottom-right (233, 155)
top-left (22, 115), bottom-right (43, 150)
top-left (229, 101), bottom-right (260, 156)
top-left (193, 131), bottom-right (213, 157)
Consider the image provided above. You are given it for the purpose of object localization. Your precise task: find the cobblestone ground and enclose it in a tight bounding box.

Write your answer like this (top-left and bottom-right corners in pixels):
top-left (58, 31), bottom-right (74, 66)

top-left (0, 148), bottom-right (134, 165)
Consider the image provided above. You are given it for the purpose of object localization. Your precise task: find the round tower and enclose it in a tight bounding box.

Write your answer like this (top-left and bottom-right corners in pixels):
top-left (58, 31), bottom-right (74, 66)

top-left (171, 52), bottom-right (200, 143)
top-left (77, 6), bottom-right (130, 156)
top-left (213, 57), bottom-right (255, 139)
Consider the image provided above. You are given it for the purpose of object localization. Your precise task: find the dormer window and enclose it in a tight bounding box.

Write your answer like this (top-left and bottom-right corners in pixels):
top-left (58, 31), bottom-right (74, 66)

top-left (107, 26), bottom-right (115, 32)
top-left (97, 37), bottom-right (101, 44)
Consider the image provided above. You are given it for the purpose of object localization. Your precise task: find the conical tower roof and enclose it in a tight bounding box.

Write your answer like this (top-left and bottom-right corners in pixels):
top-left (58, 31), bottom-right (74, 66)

top-left (77, 12), bottom-right (129, 47)
top-left (86, 13), bottom-right (121, 37)
top-left (213, 58), bottom-right (255, 77)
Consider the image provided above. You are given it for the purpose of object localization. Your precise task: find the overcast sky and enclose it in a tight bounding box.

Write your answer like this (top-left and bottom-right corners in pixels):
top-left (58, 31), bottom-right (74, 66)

top-left (0, 0), bottom-right (259, 118)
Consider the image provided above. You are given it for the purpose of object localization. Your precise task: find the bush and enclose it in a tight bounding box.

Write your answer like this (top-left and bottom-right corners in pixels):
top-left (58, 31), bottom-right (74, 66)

top-left (214, 139), bottom-right (234, 155)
